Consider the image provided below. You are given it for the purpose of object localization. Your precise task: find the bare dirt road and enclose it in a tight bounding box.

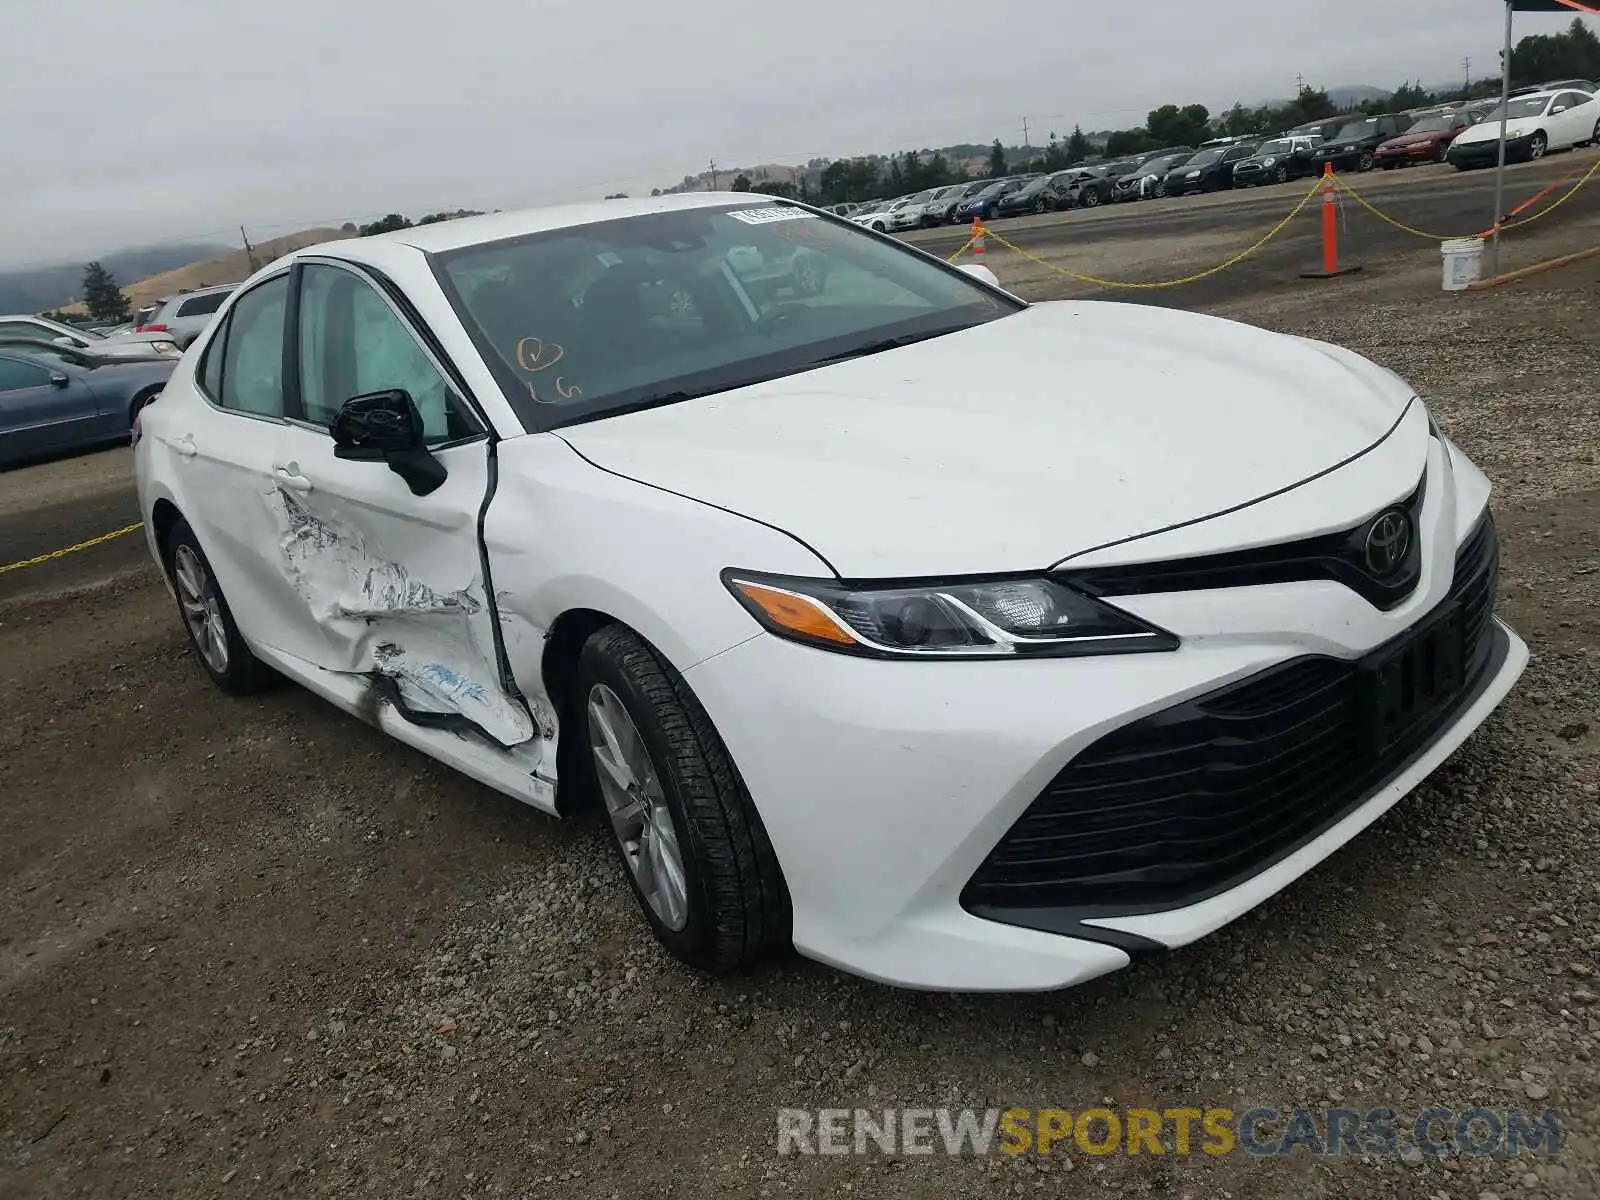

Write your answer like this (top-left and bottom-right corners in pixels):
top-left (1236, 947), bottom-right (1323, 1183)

top-left (2, 204), bottom-right (1598, 1200)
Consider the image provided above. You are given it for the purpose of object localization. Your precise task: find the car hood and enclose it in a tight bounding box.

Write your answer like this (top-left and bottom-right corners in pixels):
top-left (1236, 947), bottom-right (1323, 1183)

top-left (556, 302), bottom-right (1417, 577)
top-left (1455, 116), bottom-right (1541, 145)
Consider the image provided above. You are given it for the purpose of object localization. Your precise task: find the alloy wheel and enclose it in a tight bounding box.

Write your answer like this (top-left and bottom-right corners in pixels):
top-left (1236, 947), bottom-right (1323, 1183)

top-left (1530, 133), bottom-right (1548, 160)
top-left (173, 544), bottom-right (229, 674)
top-left (587, 683), bottom-right (689, 932)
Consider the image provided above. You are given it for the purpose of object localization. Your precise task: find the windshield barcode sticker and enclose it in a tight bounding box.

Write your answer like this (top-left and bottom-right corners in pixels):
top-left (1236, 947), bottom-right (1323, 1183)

top-left (726, 207), bottom-right (817, 225)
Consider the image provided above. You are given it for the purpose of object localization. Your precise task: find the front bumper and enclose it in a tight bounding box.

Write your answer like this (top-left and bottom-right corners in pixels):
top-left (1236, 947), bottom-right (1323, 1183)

top-left (1451, 135), bottom-right (1533, 167)
top-left (1376, 141), bottom-right (1441, 164)
top-left (685, 439), bottom-right (1526, 991)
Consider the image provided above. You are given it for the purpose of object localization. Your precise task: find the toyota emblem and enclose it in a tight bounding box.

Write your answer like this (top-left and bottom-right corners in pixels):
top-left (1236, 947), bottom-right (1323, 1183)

top-left (1363, 510), bottom-right (1412, 577)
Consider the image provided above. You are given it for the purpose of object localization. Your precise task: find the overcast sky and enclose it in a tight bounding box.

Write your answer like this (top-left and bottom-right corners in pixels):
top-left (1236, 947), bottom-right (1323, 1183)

top-left (4, 0), bottom-right (1589, 267)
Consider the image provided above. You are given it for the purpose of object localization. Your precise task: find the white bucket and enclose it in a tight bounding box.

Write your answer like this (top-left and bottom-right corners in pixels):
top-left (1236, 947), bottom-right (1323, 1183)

top-left (1441, 237), bottom-right (1484, 292)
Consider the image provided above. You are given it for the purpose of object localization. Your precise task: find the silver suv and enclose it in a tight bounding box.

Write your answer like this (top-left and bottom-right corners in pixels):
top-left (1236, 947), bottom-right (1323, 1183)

top-left (135, 284), bottom-right (236, 349)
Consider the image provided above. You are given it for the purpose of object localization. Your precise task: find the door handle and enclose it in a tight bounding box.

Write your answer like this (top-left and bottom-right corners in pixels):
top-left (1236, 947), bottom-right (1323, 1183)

top-left (171, 434), bottom-right (197, 458)
top-left (272, 464), bottom-right (314, 493)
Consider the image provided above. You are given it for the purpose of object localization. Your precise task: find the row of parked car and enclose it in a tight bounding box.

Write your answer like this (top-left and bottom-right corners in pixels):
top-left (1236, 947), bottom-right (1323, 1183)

top-left (0, 282), bottom-right (240, 469)
top-left (838, 79), bottom-right (1600, 230)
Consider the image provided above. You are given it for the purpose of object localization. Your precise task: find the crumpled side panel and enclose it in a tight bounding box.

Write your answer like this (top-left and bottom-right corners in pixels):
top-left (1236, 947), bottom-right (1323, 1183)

top-left (266, 487), bottom-right (538, 748)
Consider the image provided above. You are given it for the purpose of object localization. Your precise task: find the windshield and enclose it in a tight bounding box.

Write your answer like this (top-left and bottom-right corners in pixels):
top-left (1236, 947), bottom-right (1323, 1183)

top-left (0, 341), bottom-right (80, 366)
top-left (1405, 116), bottom-right (1452, 134)
top-left (1141, 154), bottom-right (1187, 173)
top-left (1254, 139), bottom-right (1293, 156)
top-left (1480, 96), bottom-right (1551, 122)
top-left (1187, 148), bottom-right (1224, 166)
top-left (434, 203), bottom-right (1022, 431)
top-left (1331, 119), bottom-right (1379, 140)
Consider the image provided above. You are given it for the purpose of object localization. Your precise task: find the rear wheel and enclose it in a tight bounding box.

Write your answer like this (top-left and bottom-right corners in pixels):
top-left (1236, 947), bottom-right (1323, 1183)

top-left (577, 624), bottom-right (790, 973)
top-left (1529, 131), bottom-right (1548, 160)
top-left (165, 519), bottom-right (275, 695)
top-left (1357, 151), bottom-right (1376, 172)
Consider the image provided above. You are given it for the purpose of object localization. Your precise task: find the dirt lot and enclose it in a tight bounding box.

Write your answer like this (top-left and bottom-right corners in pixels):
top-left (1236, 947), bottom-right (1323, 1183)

top-left (2, 205), bottom-right (1598, 1199)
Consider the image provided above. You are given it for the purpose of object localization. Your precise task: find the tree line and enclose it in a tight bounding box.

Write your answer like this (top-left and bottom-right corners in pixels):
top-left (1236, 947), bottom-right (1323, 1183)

top-left (704, 18), bottom-right (1600, 208)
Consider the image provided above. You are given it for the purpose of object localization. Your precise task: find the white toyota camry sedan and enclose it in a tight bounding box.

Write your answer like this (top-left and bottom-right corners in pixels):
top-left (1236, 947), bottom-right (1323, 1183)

top-left (133, 194), bottom-right (1527, 992)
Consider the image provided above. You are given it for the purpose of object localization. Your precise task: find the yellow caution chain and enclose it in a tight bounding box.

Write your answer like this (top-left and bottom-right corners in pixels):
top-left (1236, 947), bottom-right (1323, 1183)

top-left (947, 178), bottom-right (1323, 289)
top-left (0, 522), bottom-right (145, 576)
top-left (1332, 152), bottom-right (1600, 241)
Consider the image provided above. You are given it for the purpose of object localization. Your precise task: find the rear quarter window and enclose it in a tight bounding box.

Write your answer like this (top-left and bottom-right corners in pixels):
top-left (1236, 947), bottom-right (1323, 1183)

top-left (176, 292), bottom-right (229, 318)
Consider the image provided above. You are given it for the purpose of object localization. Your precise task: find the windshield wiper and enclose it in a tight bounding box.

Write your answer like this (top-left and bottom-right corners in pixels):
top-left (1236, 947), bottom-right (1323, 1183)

top-left (806, 329), bottom-right (955, 367)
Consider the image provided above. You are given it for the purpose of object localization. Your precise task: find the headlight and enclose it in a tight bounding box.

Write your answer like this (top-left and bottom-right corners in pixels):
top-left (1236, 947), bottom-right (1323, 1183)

top-left (722, 571), bottom-right (1179, 659)
top-left (1262, 157), bottom-right (1277, 166)
top-left (150, 340), bottom-right (180, 356)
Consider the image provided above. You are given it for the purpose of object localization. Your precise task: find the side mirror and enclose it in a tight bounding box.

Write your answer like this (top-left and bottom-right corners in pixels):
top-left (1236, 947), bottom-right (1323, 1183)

top-left (955, 263), bottom-right (1001, 288)
top-left (49, 371), bottom-right (69, 388)
top-left (330, 389), bottom-right (448, 497)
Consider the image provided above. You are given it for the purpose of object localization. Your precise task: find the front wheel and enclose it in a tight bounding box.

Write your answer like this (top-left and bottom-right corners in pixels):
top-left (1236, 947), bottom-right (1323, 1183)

top-left (165, 518), bottom-right (275, 695)
top-left (577, 624), bottom-right (791, 973)
top-left (1081, 189), bottom-right (1101, 208)
top-left (1274, 165), bottom-right (1289, 184)
top-left (1032, 197), bottom-right (1047, 215)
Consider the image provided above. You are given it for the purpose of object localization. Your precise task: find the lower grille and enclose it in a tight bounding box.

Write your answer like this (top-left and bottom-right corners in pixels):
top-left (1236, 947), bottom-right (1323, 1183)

top-left (963, 511), bottom-right (1501, 921)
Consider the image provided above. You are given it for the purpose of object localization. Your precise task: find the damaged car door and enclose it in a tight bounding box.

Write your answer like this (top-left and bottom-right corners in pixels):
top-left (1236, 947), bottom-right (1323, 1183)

top-left (268, 259), bottom-right (540, 755)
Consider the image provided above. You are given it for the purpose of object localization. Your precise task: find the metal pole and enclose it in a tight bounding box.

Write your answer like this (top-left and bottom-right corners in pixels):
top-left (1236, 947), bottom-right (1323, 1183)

top-left (1489, 0), bottom-right (1515, 276)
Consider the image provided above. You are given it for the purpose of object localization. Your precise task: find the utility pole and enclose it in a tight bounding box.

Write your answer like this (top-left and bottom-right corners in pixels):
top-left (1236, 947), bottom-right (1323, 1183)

top-left (240, 226), bottom-right (258, 273)
top-left (1295, 73), bottom-right (1305, 93)
top-left (1463, 56), bottom-right (1472, 91)
top-left (707, 158), bottom-right (720, 191)
top-left (1021, 117), bottom-right (1031, 151)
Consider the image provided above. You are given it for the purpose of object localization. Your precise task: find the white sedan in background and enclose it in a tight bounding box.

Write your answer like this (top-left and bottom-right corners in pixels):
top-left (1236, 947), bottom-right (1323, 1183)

top-left (1448, 88), bottom-right (1600, 167)
top-left (134, 194), bottom-right (1525, 992)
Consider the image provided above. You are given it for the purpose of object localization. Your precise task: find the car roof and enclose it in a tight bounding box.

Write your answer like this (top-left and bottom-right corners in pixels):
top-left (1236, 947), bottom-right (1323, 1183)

top-left (329, 192), bottom-right (795, 258)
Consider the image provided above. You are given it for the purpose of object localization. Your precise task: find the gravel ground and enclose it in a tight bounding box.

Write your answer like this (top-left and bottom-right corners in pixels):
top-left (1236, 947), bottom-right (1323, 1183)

top-left (2, 222), bottom-right (1598, 1200)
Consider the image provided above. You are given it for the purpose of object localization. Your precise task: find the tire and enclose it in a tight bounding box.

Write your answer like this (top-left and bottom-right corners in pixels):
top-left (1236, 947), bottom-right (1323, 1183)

top-left (1031, 198), bottom-right (1047, 215)
top-left (164, 518), bottom-right (275, 695)
top-left (1589, 118), bottom-right (1600, 147)
top-left (1529, 131), bottom-right (1548, 161)
top-left (1436, 140), bottom-right (1452, 163)
top-left (127, 385), bottom-right (163, 426)
top-left (1357, 151), bottom-right (1376, 172)
top-left (576, 623), bottom-right (790, 973)
top-left (1082, 189), bottom-right (1101, 208)
top-left (1274, 165), bottom-right (1289, 184)
top-left (869, 221), bottom-right (886, 233)
top-left (791, 254), bottom-right (825, 296)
